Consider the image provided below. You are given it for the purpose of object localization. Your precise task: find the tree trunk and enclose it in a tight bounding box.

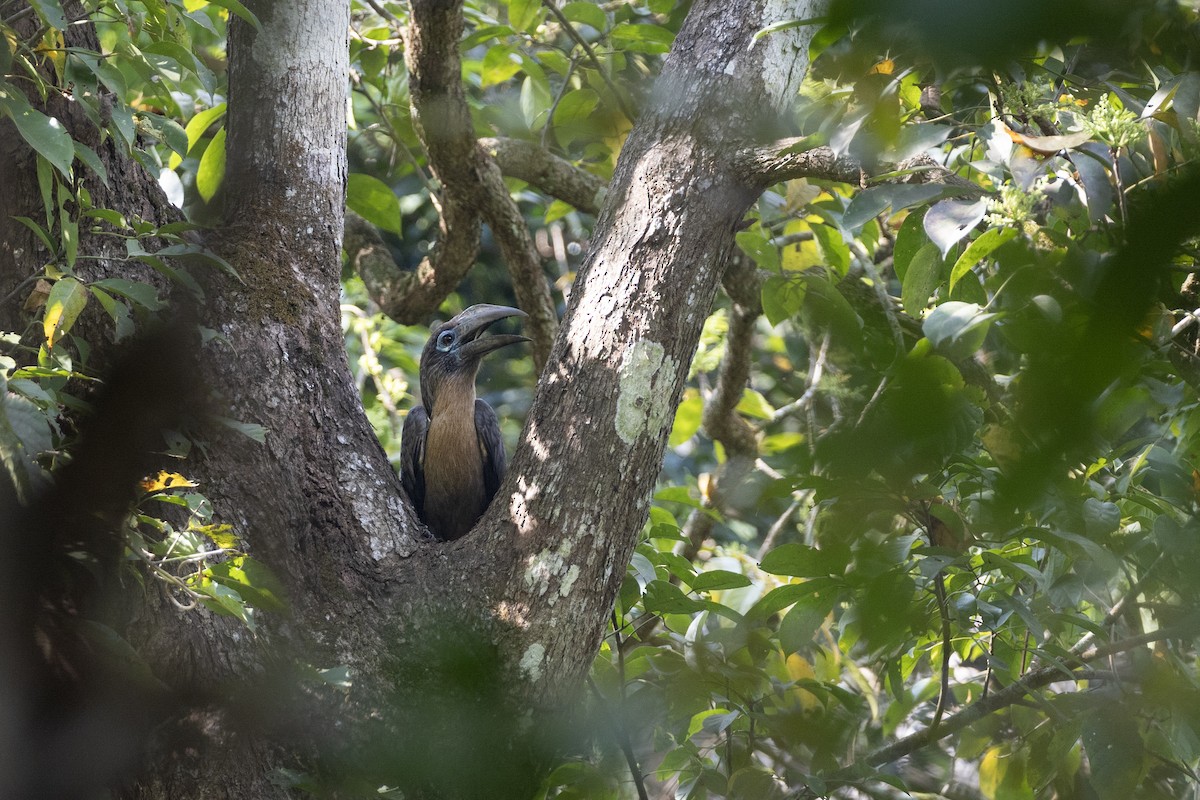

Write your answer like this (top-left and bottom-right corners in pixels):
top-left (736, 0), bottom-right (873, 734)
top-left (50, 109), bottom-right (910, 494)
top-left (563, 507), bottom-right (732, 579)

top-left (3, 0), bottom-right (826, 795)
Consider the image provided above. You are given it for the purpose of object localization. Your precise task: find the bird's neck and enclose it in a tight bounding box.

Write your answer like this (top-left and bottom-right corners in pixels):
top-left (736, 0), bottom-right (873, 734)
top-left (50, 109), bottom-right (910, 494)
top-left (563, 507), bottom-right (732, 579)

top-left (428, 374), bottom-right (476, 419)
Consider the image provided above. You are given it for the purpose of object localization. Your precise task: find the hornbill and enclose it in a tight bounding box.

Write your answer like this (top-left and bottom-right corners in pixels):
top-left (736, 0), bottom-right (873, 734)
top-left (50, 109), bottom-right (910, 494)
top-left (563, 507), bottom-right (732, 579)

top-left (400, 304), bottom-right (529, 540)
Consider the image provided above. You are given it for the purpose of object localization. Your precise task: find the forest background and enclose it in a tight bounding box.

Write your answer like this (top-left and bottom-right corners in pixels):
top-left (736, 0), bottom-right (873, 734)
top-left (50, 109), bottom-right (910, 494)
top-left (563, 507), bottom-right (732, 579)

top-left (2, 0), bottom-right (1200, 798)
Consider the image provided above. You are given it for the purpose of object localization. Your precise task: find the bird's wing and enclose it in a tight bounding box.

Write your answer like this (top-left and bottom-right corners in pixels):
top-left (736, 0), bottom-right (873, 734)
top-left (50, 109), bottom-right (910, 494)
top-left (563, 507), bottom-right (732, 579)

top-left (474, 398), bottom-right (507, 503)
top-left (400, 405), bottom-right (428, 520)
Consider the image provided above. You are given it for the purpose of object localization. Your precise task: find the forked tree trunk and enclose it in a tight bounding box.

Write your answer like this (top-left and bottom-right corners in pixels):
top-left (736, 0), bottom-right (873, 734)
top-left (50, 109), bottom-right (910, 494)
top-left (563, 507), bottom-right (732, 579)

top-left (2, 0), bottom-right (826, 795)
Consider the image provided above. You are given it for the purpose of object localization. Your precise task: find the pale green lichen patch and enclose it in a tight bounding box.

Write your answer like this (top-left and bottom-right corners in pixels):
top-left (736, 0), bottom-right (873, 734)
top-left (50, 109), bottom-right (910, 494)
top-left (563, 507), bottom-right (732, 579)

top-left (519, 642), bottom-right (546, 682)
top-left (615, 340), bottom-right (677, 446)
top-left (524, 539), bottom-right (574, 596)
top-left (559, 565), bottom-right (580, 598)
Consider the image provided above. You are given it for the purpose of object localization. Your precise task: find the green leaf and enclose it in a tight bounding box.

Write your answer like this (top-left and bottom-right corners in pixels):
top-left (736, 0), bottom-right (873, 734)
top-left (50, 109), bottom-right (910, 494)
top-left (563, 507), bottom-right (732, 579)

top-left (43, 277), bottom-right (89, 347)
top-left (214, 415), bottom-right (268, 442)
top-left (901, 242), bottom-right (941, 315)
top-left (481, 45), bottom-right (522, 88)
top-left (75, 52), bottom-right (128, 98)
top-left (153, 243), bottom-right (240, 279)
top-left (761, 275), bottom-right (806, 326)
top-left (196, 582), bottom-right (253, 628)
top-left (628, 551), bottom-right (657, 591)
top-left (80, 621), bottom-right (166, 691)
top-left (520, 73), bottom-right (552, 130)
top-left (543, 199), bottom-right (573, 223)
top-left (609, 22), bottom-right (675, 54)
top-left (346, 173), bottom-right (403, 235)
top-left (687, 708), bottom-right (738, 738)
top-left (922, 301), bottom-right (998, 358)
top-left (888, 123), bottom-right (952, 161)
top-left (184, 103), bottom-right (228, 152)
top-left (812, 223), bottom-right (850, 275)
top-left (12, 216), bottom-right (58, 256)
top-left (669, 389), bottom-right (702, 446)
top-left (29, 0), bottom-right (66, 30)
top-left (1082, 497), bottom-right (1120, 537)
top-left (174, 102), bottom-right (227, 170)
top-left (91, 278), bottom-right (165, 312)
top-left (561, 1), bottom-right (606, 31)
top-left (196, 126), bottom-right (226, 202)
top-left (842, 183), bottom-right (944, 231)
top-left (924, 197), bottom-right (988, 259)
top-left (507, 0), bottom-right (541, 33)
top-left (552, 88), bottom-right (599, 125)
top-left (1083, 709), bottom-right (1144, 800)
top-left (82, 208), bottom-right (129, 228)
top-left (736, 229), bottom-right (781, 271)
top-left (193, 523), bottom-right (238, 549)
top-left (0, 89), bottom-right (74, 178)
top-left (802, 273), bottom-right (862, 340)
top-left (59, 194), bottom-right (77, 268)
top-left (759, 543), bottom-right (841, 578)
top-left (37, 154), bottom-right (53, 230)
top-left (745, 581), bottom-right (833, 620)
top-left (642, 579), bottom-right (707, 615)
top-left (206, 0), bottom-right (261, 29)
top-left (139, 112), bottom-right (189, 158)
top-left (736, 388), bottom-right (774, 420)
top-left (72, 142), bottom-right (109, 186)
top-left (0, 390), bottom-right (52, 503)
top-left (949, 227), bottom-right (1017, 291)
top-left (208, 556), bottom-right (288, 613)
top-left (689, 570), bottom-right (752, 592)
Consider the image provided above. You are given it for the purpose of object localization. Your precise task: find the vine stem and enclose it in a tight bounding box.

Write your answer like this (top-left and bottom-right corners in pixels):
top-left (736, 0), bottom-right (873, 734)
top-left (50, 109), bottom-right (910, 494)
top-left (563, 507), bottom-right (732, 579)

top-left (541, 0), bottom-right (636, 123)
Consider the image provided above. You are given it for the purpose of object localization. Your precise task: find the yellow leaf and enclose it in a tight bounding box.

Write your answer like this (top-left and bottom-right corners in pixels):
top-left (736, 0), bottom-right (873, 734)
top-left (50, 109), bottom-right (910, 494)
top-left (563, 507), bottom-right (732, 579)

top-left (980, 746), bottom-right (1003, 799)
top-left (42, 276), bottom-right (88, 348)
top-left (869, 58), bottom-right (895, 75)
top-left (783, 179), bottom-right (821, 213)
top-left (781, 236), bottom-right (822, 271)
top-left (785, 654), bottom-right (819, 710)
top-left (35, 30), bottom-right (66, 81)
top-left (192, 523), bottom-right (239, 549)
top-left (140, 471), bottom-right (198, 493)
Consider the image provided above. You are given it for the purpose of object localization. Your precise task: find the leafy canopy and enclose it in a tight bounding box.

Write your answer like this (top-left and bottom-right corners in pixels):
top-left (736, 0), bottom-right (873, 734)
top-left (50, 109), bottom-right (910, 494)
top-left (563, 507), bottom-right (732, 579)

top-left (3, 0), bottom-right (1200, 798)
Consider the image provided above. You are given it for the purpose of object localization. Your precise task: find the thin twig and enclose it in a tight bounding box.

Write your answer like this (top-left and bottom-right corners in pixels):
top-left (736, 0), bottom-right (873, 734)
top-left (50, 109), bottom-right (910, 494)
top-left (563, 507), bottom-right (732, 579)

top-left (542, 57), bottom-right (579, 149)
top-left (363, 0), bottom-right (402, 25)
top-left (930, 573), bottom-right (952, 732)
top-left (783, 617), bottom-right (1200, 799)
top-left (541, 0), bottom-right (636, 123)
top-left (766, 331), bottom-right (829, 426)
top-left (1069, 553), bottom-right (1163, 657)
top-left (756, 495), bottom-right (802, 559)
top-left (851, 239), bottom-right (904, 355)
top-left (591, 614), bottom-right (649, 800)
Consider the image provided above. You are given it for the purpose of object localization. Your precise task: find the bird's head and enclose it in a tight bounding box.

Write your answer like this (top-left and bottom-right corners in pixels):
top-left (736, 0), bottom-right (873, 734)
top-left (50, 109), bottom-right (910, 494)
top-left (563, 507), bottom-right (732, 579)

top-left (419, 304), bottom-right (529, 413)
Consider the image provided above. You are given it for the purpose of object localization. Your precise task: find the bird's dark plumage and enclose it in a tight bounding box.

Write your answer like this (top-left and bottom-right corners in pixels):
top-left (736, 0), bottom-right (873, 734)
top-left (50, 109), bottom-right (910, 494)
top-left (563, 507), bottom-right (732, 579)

top-left (400, 304), bottom-right (528, 540)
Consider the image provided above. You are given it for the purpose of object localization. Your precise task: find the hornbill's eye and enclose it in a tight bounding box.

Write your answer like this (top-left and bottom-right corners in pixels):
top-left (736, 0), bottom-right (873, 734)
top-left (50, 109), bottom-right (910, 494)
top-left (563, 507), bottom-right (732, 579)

top-left (436, 330), bottom-right (456, 351)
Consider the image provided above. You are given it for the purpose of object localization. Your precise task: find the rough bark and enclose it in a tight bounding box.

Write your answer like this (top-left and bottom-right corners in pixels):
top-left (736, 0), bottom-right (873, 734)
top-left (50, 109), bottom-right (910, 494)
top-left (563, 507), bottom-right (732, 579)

top-left (468, 0), bottom-right (824, 712)
top-left (4, 0), bottom-right (828, 796)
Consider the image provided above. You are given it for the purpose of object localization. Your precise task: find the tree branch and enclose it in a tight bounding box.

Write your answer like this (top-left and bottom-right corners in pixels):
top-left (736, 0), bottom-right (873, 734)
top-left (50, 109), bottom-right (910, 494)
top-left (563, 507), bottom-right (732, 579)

top-left (476, 156), bottom-right (558, 371)
top-left (783, 616), bottom-right (1200, 799)
top-left (346, 4), bottom-right (560, 364)
top-left (734, 140), bottom-right (989, 195)
top-left (479, 136), bottom-right (607, 215)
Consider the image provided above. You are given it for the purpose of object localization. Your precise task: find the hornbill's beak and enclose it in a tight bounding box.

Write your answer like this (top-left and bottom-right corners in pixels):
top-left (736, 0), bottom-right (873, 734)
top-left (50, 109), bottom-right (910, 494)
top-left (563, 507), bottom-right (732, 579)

top-left (450, 304), bottom-right (531, 361)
